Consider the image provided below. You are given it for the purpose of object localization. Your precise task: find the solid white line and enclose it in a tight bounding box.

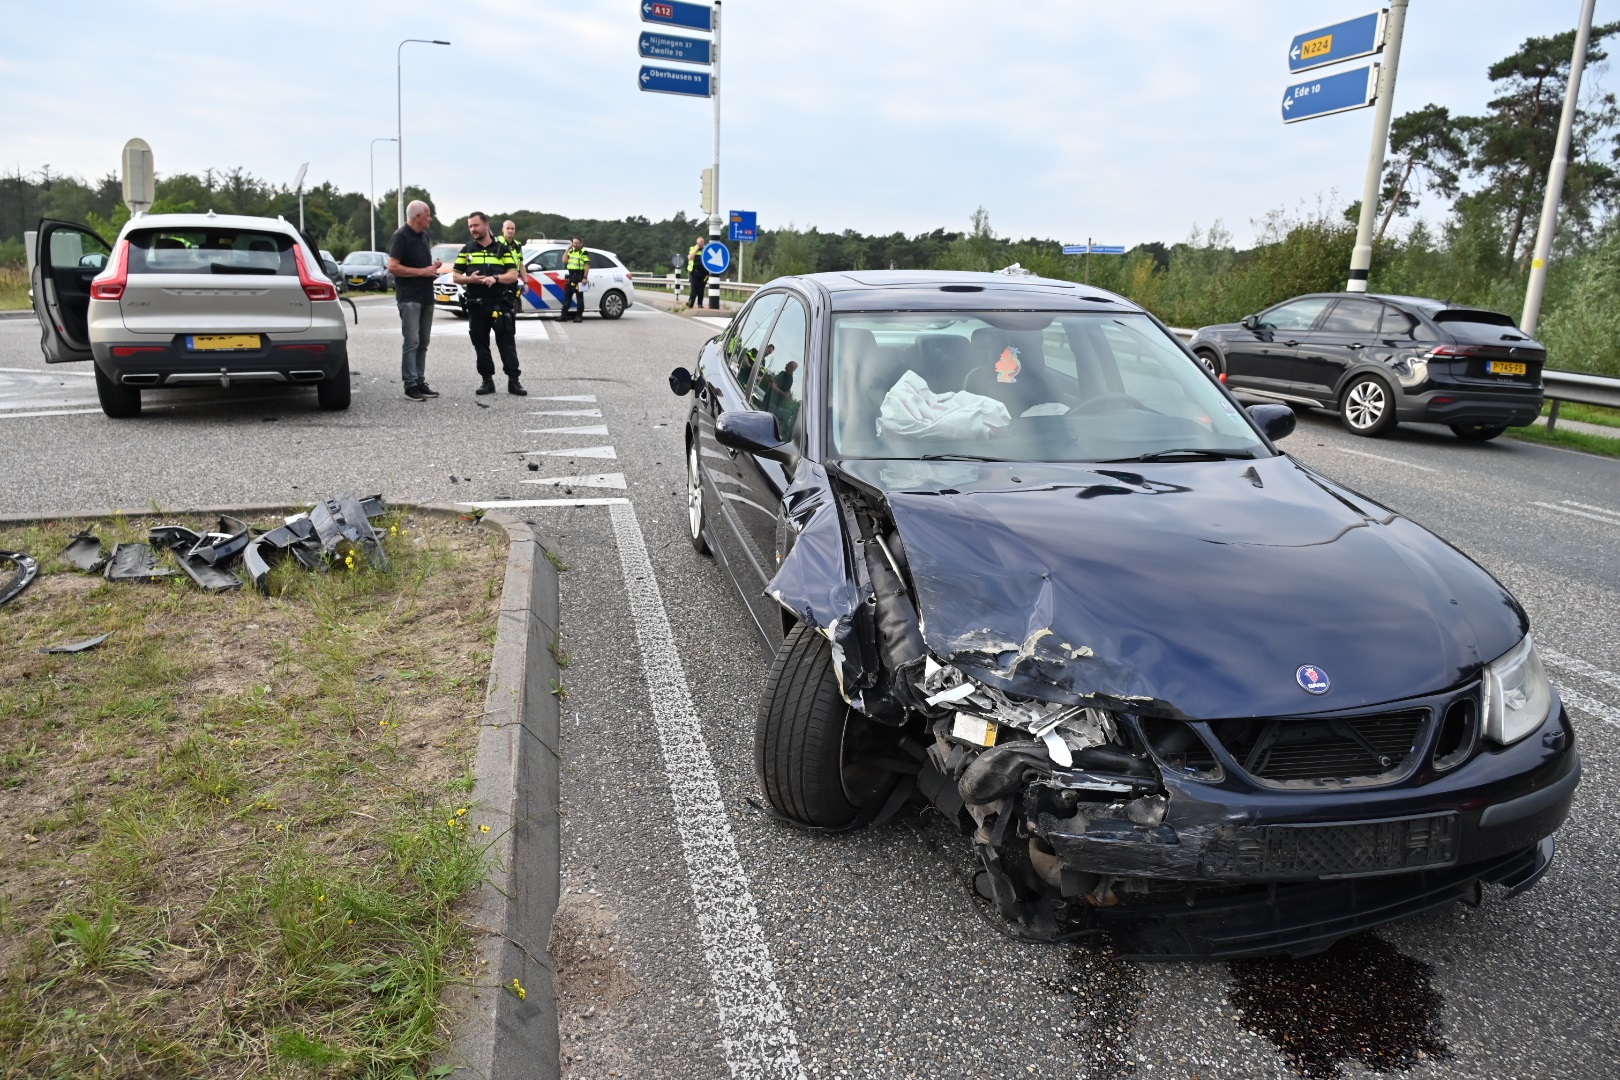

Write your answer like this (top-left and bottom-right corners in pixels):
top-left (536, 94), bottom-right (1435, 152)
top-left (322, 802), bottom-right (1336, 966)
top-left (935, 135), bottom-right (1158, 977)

top-left (0, 407), bottom-right (103, 419)
top-left (1543, 647), bottom-right (1620, 694)
top-left (604, 499), bottom-right (805, 1078)
top-left (550, 322), bottom-right (570, 343)
top-left (520, 445), bottom-right (617, 459)
top-left (534, 394), bottom-right (598, 402)
top-left (463, 497), bottom-right (630, 508)
top-left (1557, 684), bottom-right (1620, 729)
top-left (1561, 500), bottom-right (1620, 520)
top-left (695, 317), bottom-right (732, 328)
top-left (1533, 501), bottom-right (1620, 526)
top-left (1319, 445), bottom-right (1439, 472)
top-left (527, 409), bottom-right (603, 417)
top-left (522, 424), bottom-right (609, 436)
top-left (0, 366), bottom-right (94, 376)
top-left (520, 472), bottom-right (626, 489)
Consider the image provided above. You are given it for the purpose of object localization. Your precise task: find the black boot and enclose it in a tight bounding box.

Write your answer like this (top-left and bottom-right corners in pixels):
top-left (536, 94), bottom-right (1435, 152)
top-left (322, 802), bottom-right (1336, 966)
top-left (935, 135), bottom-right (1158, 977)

top-left (507, 377), bottom-right (527, 396)
top-left (476, 377), bottom-right (496, 396)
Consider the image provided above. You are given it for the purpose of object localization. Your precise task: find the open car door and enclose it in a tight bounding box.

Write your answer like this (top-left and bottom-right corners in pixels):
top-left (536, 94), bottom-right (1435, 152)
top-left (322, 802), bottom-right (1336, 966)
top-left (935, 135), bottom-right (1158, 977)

top-left (30, 219), bottom-right (112, 362)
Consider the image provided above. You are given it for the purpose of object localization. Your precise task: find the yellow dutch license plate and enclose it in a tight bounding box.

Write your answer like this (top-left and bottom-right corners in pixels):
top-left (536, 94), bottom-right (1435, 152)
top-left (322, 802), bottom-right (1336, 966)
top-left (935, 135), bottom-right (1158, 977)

top-left (1488, 360), bottom-right (1527, 376)
top-left (187, 334), bottom-right (262, 351)
top-left (435, 293), bottom-right (451, 302)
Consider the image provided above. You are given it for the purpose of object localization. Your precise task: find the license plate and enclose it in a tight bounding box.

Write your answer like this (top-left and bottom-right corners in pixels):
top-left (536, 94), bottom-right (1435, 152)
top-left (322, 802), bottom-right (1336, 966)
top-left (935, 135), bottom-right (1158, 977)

top-left (1488, 360), bottom-right (1527, 376)
top-left (435, 293), bottom-right (451, 302)
top-left (349, 277), bottom-right (366, 284)
top-left (187, 334), bottom-right (262, 351)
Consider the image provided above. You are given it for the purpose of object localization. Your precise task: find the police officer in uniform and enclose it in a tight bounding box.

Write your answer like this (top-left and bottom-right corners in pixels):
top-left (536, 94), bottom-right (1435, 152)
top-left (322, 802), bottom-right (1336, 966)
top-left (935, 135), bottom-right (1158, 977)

top-left (561, 238), bottom-right (590, 323)
top-left (452, 212), bottom-right (526, 396)
top-left (686, 234), bottom-right (708, 309)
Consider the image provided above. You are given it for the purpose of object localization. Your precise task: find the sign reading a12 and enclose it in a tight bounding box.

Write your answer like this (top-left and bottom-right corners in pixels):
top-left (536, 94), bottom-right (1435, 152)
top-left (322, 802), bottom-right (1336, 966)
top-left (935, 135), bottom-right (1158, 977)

top-left (640, 0), bottom-right (713, 32)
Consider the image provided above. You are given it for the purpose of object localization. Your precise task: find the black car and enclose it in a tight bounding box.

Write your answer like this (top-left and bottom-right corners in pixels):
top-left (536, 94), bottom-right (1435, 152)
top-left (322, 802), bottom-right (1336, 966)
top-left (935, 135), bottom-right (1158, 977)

top-left (669, 270), bottom-right (1578, 958)
top-left (1188, 293), bottom-right (1545, 441)
top-left (337, 250), bottom-right (392, 292)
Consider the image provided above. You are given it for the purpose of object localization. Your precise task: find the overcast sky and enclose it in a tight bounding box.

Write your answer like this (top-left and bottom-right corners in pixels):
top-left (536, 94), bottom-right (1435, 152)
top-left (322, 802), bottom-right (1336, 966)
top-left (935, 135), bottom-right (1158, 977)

top-left (1, 1), bottom-right (1608, 247)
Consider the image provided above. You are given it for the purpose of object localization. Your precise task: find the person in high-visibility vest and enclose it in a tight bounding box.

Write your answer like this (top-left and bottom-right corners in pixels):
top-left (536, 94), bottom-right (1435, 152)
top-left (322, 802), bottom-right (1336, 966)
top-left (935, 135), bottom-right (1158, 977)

top-left (561, 238), bottom-right (591, 323)
top-left (453, 212), bottom-right (526, 396)
top-left (500, 220), bottom-right (524, 312)
top-left (686, 234), bottom-right (708, 309)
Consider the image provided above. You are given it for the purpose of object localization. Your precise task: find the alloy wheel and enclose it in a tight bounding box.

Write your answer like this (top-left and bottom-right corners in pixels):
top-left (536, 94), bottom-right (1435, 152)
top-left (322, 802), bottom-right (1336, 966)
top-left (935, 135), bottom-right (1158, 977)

top-left (687, 442), bottom-right (705, 543)
top-left (1344, 380), bottom-right (1386, 429)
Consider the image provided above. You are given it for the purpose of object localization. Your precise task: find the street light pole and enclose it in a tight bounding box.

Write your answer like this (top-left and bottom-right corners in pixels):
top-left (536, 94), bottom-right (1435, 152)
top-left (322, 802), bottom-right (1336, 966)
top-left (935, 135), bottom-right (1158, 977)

top-left (370, 138), bottom-right (397, 253)
top-left (1345, 0), bottom-right (1408, 293)
top-left (707, 1), bottom-right (722, 309)
top-left (396, 38), bottom-right (450, 229)
top-left (1521, 0), bottom-right (1599, 337)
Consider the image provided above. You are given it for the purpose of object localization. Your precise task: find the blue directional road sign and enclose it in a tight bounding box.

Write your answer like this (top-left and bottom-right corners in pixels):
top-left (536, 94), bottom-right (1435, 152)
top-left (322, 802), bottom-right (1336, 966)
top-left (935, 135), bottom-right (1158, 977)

top-left (639, 31), bottom-right (712, 65)
top-left (1282, 65), bottom-right (1378, 124)
top-left (701, 241), bottom-right (731, 274)
top-left (640, 0), bottom-right (713, 32)
top-left (1288, 10), bottom-right (1385, 74)
top-left (729, 211), bottom-right (757, 243)
top-left (1062, 244), bottom-right (1125, 255)
top-left (638, 65), bottom-right (712, 98)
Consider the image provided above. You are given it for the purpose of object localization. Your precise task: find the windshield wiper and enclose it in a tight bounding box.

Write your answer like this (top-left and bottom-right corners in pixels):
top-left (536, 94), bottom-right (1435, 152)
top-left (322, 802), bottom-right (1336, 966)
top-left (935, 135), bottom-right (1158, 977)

top-left (1106, 448), bottom-right (1257, 462)
top-left (917, 453), bottom-right (1002, 462)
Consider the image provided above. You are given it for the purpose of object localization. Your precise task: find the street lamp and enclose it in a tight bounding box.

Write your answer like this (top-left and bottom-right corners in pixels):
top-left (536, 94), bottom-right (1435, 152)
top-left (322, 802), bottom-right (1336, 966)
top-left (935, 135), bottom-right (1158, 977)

top-left (396, 38), bottom-right (450, 228)
top-left (370, 137), bottom-right (397, 252)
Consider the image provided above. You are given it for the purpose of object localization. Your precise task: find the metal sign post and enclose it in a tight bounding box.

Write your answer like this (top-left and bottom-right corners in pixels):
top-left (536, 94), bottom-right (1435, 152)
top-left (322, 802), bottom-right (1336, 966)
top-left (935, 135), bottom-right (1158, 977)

top-left (1061, 240), bottom-right (1126, 283)
top-left (121, 138), bottom-right (154, 215)
top-left (708, 1), bottom-right (722, 308)
top-left (293, 162), bottom-right (309, 232)
top-left (1345, 1), bottom-right (1406, 292)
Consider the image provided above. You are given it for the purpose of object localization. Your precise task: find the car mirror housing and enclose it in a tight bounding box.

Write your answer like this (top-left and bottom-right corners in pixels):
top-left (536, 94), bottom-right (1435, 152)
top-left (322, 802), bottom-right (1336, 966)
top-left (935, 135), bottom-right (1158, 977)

top-left (715, 410), bottom-right (796, 464)
top-left (1247, 403), bottom-right (1296, 442)
top-left (1240, 315), bottom-right (1259, 331)
top-left (668, 366), bottom-right (703, 396)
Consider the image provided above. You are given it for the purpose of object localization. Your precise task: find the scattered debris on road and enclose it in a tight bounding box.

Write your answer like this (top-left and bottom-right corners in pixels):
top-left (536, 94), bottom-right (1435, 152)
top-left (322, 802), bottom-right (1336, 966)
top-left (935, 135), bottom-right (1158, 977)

top-left (39, 631), bottom-right (114, 654)
top-left (0, 550), bottom-right (39, 607)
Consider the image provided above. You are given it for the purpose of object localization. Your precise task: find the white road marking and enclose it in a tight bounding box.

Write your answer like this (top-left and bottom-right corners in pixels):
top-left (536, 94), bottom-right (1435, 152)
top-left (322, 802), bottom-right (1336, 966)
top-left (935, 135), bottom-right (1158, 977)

top-left (604, 499), bottom-right (805, 1079)
top-left (513, 320), bottom-right (552, 341)
top-left (520, 472), bottom-right (627, 489)
top-left (695, 316), bottom-right (732, 328)
top-left (535, 394), bottom-right (598, 402)
top-left (522, 424), bottom-right (610, 436)
top-left (464, 497), bottom-right (629, 508)
top-left (0, 407), bottom-right (103, 419)
top-left (1533, 501), bottom-right (1620, 527)
top-left (1560, 500), bottom-right (1620, 521)
top-left (1543, 647), bottom-right (1620, 694)
top-left (527, 408), bottom-right (603, 417)
top-left (1319, 445), bottom-right (1439, 472)
top-left (550, 322), bottom-right (570, 343)
top-left (520, 445), bottom-right (617, 459)
top-left (0, 367), bottom-right (94, 376)
top-left (1557, 685), bottom-right (1620, 729)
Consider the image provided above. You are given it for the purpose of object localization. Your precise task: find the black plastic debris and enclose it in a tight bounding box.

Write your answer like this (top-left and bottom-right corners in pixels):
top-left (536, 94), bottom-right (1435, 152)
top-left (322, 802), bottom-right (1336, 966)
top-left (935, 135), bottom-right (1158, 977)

top-left (310, 494), bottom-right (390, 571)
top-left (62, 531), bottom-right (108, 573)
top-left (243, 493), bottom-right (390, 593)
top-left (103, 543), bottom-right (178, 582)
top-left (149, 526), bottom-right (204, 552)
top-left (40, 631), bottom-right (113, 654)
top-left (149, 524), bottom-right (244, 592)
top-left (174, 549), bottom-right (243, 592)
top-left (0, 550), bottom-right (40, 608)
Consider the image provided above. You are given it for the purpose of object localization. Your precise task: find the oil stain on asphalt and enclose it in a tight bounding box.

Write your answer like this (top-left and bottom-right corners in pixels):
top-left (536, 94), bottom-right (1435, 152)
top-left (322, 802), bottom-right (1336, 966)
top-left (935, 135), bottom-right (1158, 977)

top-left (1227, 933), bottom-right (1448, 1078)
top-left (1053, 938), bottom-right (1144, 1078)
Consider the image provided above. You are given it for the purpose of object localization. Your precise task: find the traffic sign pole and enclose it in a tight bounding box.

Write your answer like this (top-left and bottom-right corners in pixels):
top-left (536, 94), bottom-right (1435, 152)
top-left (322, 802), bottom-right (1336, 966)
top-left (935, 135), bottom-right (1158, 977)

top-left (1346, 0), bottom-right (1407, 293)
top-left (707, 1), bottom-right (723, 308)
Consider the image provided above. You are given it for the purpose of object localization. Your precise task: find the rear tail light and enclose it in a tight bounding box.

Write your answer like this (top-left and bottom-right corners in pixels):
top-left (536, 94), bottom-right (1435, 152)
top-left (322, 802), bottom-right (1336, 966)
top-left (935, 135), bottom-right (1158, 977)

top-left (1427, 345), bottom-right (1480, 358)
top-left (293, 244), bottom-right (338, 302)
top-left (90, 239), bottom-right (130, 300)
top-left (111, 345), bottom-right (165, 357)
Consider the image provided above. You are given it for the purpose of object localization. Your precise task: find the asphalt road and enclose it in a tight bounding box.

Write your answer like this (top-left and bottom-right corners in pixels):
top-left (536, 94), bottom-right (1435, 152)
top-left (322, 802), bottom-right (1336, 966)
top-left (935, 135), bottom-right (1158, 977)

top-left (1, 301), bottom-right (1616, 1079)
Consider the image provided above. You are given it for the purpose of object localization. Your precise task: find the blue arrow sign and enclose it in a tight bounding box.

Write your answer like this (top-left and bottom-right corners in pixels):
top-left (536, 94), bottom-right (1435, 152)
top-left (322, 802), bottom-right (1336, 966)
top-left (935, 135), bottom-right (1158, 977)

top-left (640, 0), bottom-right (713, 32)
top-left (1288, 10), bottom-right (1384, 73)
top-left (1282, 65), bottom-right (1378, 124)
top-left (1062, 244), bottom-right (1126, 255)
top-left (639, 31), bottom-right (712, 65)
top-left (638, 65), bottom-right (712, 98)
top-left (701, 241), bottom-right (731, 274)
top-left (729, 211), bottom-right (757, 243)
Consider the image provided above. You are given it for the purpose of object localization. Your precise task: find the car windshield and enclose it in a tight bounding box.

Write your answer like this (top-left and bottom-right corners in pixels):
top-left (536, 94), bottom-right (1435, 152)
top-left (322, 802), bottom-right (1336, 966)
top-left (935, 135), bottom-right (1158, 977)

top-left (829, 311), bottom-right (1269, 462)
top-left (431, 244), bottom-right (461, 264)
top-left (344, 252), bottom-right (383, 266)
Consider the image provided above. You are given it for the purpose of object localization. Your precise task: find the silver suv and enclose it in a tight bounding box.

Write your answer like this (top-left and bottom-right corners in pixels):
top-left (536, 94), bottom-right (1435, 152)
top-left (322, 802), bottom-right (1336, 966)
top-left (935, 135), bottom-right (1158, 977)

top-left (31, 213), bottom-right (350, 418)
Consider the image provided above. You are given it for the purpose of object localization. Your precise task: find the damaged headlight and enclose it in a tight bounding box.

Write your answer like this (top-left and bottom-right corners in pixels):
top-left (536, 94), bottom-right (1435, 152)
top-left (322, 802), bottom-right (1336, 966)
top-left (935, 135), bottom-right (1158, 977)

top-left (924, 658), bottom-right (1116, 766)
top-left (1482, 634), bottom-right (1552, 746)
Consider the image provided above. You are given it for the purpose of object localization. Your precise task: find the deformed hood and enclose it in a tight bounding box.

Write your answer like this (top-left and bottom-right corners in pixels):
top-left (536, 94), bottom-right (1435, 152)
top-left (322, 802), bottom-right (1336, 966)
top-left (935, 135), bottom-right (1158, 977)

top-left (838, 456), bottom-right (1526, 720)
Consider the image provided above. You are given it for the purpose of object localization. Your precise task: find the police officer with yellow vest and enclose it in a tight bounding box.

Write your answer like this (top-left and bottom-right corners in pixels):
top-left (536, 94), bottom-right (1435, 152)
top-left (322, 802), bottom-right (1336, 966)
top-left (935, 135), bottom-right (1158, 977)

top-left (561, 238), bottom-right (590, 323)
top-left (685, 234), bottom-right (707, 309)
top-left (453, 212), bottom-right (526, 396)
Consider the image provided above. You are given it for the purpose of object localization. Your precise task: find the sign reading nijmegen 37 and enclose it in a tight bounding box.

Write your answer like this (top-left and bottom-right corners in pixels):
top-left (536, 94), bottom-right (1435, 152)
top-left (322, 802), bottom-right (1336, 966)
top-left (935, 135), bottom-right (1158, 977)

top-left (638, 31), bottom-right (712, 66)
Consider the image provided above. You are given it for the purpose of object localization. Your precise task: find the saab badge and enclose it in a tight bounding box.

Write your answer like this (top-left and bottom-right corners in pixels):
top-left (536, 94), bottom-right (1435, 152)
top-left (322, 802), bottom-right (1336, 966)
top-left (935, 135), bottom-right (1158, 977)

top-left (1296, 665), bottom-right (1331, 695)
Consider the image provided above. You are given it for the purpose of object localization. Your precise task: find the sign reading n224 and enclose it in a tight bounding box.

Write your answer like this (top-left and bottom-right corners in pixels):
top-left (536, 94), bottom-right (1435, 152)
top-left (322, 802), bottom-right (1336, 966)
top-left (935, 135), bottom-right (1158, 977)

top-left (1288, 10), bottom-right (1385, 73)
top-left (1282, 65), bottom-right (1378, 124)
top-left (639, 65), bottom-right (712, 98)
top-left (641, 0), bottom-right (713, 32)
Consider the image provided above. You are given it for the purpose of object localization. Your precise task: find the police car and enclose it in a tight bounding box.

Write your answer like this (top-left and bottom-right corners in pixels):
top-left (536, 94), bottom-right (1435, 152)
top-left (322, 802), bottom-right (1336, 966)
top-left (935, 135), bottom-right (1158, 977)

top-left (432, 239), bottom-right (636, 320)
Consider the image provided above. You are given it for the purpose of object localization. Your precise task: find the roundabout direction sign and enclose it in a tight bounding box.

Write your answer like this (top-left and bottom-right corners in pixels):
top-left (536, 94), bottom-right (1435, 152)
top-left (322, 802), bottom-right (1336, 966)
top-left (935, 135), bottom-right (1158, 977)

top-left (701, 241), bottom-right (731, 275)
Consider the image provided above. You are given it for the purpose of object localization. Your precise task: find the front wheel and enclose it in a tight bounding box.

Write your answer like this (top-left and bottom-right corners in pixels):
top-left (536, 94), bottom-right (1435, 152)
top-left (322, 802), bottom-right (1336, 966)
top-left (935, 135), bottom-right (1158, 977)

top-left (317, 358), bottom-right (351, 410)
top-left (755, 625), bottom-right (892, 828)
top-left (599, 290), bottom-right (627, 319)
top-left (687, 439), bottom-right (711, 556)
top-left (1450, 423), bottom-right (1507, 442)
top-left (1194, 348), bottom-right (1223, 377)
top-left (95, 365), bottom-right (141, 418)
top-left (1340, 375), bottom-right (1397, 437)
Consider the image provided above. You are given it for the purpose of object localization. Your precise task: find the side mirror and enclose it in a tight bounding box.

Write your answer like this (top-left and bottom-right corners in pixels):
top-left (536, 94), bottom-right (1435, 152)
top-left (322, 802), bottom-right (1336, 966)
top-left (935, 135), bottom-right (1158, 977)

top-left (1240, 315), bottom-right (1259, 331)
top-left (669, 366), bottom-right (702, 396)
top-left (715, 410), bottom-right (796, 465)
top-left (1248, 403), bottom-right (1295, 442)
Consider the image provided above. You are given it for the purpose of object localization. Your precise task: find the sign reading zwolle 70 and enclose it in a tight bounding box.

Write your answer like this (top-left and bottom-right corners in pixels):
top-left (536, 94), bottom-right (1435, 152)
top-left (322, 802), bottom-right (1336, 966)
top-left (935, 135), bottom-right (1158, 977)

top-left (640, 0), bottom-right (713, 32)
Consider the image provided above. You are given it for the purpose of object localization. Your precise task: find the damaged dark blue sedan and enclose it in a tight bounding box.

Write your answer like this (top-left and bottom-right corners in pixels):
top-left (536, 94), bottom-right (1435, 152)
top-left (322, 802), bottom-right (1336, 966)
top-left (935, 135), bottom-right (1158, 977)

top-left (668, 270), bottom-right (1579, 958)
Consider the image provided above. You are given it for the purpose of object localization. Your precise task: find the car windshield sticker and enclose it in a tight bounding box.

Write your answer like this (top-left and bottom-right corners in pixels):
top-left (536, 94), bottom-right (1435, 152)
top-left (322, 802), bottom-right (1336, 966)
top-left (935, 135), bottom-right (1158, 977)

top-left (1297, 665), bottom-right (1331, 695)
top-left (995, 346), bottom-right (1021, 383)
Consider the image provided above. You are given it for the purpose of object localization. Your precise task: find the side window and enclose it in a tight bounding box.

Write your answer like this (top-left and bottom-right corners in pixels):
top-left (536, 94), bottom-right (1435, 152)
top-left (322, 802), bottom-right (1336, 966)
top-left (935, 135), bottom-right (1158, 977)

top-left (1318, 299), bottom-right (1382, 334)
top-left (586, 249), bottom-right (618, 269)
top-left (725, 292), bottom-right (786, 383)
top-left (1258, 297), bottom-right (1332, 331)
top-left (748, 296), bottom-right (809, 440)
top-left (49, 227), bottom-right (110, 270)
top-left (1380, 308), bottom-right (1420, 339)
top-left (529, 249), bottom-right (565, 272)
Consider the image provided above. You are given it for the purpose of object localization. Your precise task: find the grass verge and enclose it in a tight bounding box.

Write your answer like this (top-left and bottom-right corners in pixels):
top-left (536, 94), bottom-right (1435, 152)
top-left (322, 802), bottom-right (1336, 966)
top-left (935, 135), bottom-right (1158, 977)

top-left (0, 510), bottom-right (507, 1077)
top-left (1507, 423), bottom-right (1620, 458)
top-left (0, 267), bottom-right (27, 311)
top-left (1541, 399), bottom-right (1620, 429)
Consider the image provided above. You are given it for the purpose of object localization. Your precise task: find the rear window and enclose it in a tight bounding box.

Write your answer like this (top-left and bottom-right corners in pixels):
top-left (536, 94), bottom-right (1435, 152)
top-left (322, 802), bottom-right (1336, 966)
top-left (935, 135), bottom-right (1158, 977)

top-left (1433, 309), bottom-right (1533, 345)
top-left (127, 228), bottom-right (295, 276)
top-left (587, 250), bottom-right (619, 268)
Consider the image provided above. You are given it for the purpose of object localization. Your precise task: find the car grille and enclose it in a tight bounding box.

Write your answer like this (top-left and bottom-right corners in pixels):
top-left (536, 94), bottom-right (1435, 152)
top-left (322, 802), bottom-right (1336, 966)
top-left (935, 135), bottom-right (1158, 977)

top-left (1258, 813), bottom-right (1459, 876)
top-left (1206, 709), bottom-right (1429, 785)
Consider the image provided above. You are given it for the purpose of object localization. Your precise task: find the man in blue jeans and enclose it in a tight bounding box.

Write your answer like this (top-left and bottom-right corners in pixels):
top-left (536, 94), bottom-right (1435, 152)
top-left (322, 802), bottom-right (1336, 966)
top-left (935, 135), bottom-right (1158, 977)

top-left (387, 200), bottom-right (444, 400)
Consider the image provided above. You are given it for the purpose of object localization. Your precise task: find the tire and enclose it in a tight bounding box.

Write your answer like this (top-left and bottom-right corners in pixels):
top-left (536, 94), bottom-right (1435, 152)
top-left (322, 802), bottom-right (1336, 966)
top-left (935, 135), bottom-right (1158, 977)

top-left (755, 624), bottom-right (892, 828)
top-left (687, 439), bottom-right (711, 555)
top-left (1194, 348), bottom-right (1223, 377)
top-left (317, 358), bottom-right (351, 410)
top-left (1339, 375), bottom-right (1398, 437)
top-left (1450, 423), bottom-right (1507, 442)
top-left (94, 364), bottom-right (141, 418)
top-left (600, 290), bottom-right (627, 320)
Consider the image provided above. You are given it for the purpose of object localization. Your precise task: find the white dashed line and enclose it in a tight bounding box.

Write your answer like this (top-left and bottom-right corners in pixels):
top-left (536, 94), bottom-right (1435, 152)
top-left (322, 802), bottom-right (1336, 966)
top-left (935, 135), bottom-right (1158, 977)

top-left (520, 445), bottom-right (618, 459)
top-left (1319, 445), bottom-right (1439, 472)
top-left (1543, 647), bottom-right (1620, 694)
top-left (1558, 685), bottom-right (1620, 729)
top-left (1559, 500), bottom-right (1620, 521)
top-left (527, 409), bottom-right (603, 418)
top-left (603, 499), bottom-right (805, 1079)
top-left (519, 472), bottom-right (627, 489)
top-left (550, 322), bottom-right (570, 343)
top-left (522, 424), bottom-right (610, 436)
top-left (534, 394), bottom-right (598, 402)
top-left (1532, 501), bottom-right (1620, 527)
top-left (0, 407), bottom-right (103, 419)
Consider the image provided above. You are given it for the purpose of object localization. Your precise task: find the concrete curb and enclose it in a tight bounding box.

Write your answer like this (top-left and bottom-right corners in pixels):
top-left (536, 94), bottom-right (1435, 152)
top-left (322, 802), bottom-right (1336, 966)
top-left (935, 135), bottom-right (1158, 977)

top-left (0, 501), bottom-right (563, 1080)
top-left (0, 309), bottom-right (37, 320)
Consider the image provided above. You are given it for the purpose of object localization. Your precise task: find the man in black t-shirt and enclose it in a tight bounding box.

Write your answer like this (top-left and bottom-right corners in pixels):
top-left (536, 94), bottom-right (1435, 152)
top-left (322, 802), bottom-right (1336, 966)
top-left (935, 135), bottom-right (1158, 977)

top-left (387, 200), bottom-right (444, 400)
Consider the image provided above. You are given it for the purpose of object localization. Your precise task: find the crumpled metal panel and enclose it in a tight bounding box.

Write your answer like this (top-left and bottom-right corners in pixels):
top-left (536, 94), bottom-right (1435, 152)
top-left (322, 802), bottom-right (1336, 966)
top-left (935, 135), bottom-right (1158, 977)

top-left (61, 532), bottom-right (107, 573)
top-left (310, 493), bottom-right (390, 571)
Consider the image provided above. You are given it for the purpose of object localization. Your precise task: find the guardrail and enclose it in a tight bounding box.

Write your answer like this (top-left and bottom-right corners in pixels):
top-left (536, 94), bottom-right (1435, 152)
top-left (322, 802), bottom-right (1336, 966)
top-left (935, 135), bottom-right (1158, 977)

top-left (1543, 369), bottom-right (1620, 429)
top-left (634, 273), bottom-right (763, 304)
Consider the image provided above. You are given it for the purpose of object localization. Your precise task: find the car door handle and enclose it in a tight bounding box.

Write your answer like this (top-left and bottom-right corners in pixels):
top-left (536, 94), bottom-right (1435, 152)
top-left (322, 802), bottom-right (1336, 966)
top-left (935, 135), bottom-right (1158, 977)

top-left (1347, 342), bottom-right (1363, 350)
top-left (1283, 340), bottom-right (1299, 348)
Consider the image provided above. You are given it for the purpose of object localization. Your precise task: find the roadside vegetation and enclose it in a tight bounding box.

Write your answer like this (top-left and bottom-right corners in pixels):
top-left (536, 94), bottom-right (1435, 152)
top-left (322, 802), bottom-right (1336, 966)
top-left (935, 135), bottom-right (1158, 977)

top-left (0, 267), bottom-right (25, 311)
top-left (0, 511), bottom-right (506, 1077)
